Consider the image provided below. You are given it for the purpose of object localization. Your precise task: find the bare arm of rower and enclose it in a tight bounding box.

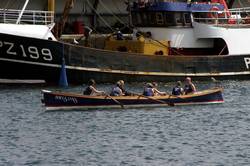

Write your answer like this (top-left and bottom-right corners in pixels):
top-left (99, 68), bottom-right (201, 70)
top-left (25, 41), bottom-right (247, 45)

top-left (90, 86), bottom-right (105, 96)
top-left (153, 88), bottom-right (167, 96)
top-left (191, 83), bottom-right (196, 92)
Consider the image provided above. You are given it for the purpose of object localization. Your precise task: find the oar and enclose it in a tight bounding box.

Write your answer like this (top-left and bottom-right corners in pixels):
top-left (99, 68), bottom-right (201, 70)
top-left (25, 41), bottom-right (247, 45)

top-left (104, 94), bottom-right (124, 109)
top-left (131, 93), bottom-right (174, 106)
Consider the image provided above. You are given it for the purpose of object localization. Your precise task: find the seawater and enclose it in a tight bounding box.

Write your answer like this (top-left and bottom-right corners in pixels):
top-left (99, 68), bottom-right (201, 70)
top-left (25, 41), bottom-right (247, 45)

top-left (0, 81), bottom-right (250, 166)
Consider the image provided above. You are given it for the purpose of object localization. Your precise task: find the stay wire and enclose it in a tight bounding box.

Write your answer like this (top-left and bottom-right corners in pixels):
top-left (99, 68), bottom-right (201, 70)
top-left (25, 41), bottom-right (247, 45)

top-left (86, 0), bottom-right (115, 32)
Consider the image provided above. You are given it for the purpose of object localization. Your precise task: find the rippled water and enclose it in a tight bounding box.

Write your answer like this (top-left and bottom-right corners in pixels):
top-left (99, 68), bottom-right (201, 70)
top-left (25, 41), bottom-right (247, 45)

top-left (0, 81), bottom-right (250, 165)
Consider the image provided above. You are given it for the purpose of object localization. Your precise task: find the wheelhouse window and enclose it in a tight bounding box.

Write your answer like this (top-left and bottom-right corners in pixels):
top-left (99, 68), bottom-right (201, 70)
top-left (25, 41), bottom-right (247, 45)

top-left (184, 13), bottom-right (191, 24)
top-left (175, 13), bottom-right (182, 25)
top-left (148, 12), bottom-right (156, 25)
top-left (131, 11), bottom-right (192, 27)
top-left (156, 12), bottom-right (164, 25)
top-left (165, 12), bottom-right (175, 26)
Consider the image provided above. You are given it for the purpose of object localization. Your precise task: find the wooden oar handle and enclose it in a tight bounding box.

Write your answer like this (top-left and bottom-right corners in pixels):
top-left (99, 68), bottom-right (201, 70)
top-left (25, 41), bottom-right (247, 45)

top-left (132, 93), bottom-right (174, 106)
top-left (104, 94), bottom-right (124, 109)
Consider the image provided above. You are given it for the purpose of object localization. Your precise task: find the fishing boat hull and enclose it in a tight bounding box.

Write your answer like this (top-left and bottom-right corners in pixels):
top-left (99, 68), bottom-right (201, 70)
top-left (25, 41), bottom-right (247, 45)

top-left (41, 88), bottom-right (224, 111)
top-left (1, 32), bottom-right (250, 83)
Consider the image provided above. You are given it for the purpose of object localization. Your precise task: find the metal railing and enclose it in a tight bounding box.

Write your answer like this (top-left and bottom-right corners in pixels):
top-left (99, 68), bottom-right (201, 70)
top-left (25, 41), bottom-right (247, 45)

top-left (192, 7), bottom-right (250, 28)
top-left (0, 9), bottom-right (54, 25)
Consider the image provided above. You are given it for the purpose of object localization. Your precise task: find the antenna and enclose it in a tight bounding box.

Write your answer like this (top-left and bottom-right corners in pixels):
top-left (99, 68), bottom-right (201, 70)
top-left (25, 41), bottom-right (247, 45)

top-left (127, 0), bottom-right (133, 28)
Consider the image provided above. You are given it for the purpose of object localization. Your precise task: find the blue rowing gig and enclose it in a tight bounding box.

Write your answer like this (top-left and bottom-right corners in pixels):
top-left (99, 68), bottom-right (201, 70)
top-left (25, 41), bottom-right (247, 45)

top-left (41, 88), bottom-right (224, 111)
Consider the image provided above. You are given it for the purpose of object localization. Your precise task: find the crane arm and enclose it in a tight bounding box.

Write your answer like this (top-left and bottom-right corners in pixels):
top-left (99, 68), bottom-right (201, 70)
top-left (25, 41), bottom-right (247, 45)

top-left (59, 0), bottom-right (74, 37)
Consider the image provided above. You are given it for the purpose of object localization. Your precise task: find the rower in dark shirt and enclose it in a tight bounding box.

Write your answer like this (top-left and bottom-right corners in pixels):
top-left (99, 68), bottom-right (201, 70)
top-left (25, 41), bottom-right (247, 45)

top-left (172, 81), bottom-right (184, 96)
top-left (143, 82), bottom-right (166, 96)
top-left (183, 77), bottom-right (196, 95)
top-left (83, 79), bottom-right (105, 96)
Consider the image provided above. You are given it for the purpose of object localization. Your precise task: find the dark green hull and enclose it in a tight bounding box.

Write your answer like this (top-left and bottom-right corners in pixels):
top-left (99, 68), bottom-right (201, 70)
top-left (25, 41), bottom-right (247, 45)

top-left (0, 33), bottom-right (250, 84)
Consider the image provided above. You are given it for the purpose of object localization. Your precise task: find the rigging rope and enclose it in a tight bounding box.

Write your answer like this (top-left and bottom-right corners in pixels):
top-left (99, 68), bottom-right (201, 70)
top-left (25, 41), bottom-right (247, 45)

top-left (3, 0), bottom-right (11, 9)
top-left (81, 0), bottom-right (87, 15)
top-left (99, 0), bottom-right (126, 25)
top-left (86, 0), bottom-right (114, 32)
top-left (112, 0), bottom-right (124, 16)
top-left (84, 0), bottom-right (183, 56)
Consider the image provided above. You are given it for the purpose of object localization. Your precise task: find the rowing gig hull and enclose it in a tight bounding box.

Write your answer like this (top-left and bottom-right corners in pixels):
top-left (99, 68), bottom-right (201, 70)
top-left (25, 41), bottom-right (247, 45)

top-left (41, 88), bottom-right (224, 111)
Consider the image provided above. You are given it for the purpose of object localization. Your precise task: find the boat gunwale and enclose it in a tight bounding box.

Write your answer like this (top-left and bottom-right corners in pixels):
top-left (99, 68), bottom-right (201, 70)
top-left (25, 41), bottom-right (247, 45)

top-left (42, 87), bottom-right (223, 100)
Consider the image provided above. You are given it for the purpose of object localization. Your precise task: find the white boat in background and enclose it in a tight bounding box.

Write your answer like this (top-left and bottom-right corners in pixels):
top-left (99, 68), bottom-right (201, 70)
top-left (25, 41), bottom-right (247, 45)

top-left (1, 0), bottom-right (250, 84)
top-left (0, 0), bottom-right (56, 40)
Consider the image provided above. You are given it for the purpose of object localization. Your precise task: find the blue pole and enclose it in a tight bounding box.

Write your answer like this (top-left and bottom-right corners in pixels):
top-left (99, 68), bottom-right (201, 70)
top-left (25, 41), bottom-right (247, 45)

top-left (59, 56), bottom-right (69, 87)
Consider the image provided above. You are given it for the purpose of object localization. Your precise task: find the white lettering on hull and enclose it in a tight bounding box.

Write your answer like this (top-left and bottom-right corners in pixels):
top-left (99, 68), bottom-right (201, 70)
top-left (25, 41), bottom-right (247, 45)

top-left (0, 41), bottom-right (53, 61)
top-left (55, 96), bottom-right (78, 104)
top-left (4, 42), bottom-right (17, 55)
top-left (244, 58), bottom-right (250, 69)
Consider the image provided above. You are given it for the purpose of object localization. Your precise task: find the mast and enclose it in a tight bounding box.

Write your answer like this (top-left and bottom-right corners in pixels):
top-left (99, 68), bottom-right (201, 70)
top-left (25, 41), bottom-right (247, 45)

top-left (48, 0), bottom-right (55, 24)
top-left (48, 0), bottom-right (55, 13)
top-left (16, 0), bottom-right (30, 24)
top-left (91, 0), bottom-right (99, 30)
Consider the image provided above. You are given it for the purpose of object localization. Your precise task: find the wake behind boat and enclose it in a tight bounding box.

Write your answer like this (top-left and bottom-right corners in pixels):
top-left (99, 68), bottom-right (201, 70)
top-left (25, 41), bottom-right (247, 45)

top-left (41, 87), bottom-right (224, 111)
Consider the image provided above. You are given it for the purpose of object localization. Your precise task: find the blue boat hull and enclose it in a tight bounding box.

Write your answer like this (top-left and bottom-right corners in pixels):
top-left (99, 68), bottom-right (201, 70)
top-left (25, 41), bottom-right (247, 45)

top-left (41, 88), bottom-right (224, 111)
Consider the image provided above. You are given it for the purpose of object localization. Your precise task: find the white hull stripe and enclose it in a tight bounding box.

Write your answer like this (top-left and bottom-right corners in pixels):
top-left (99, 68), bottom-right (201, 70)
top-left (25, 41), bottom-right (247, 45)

top-left (44, 101), bottom-right (224, 111)
top-left (1, 57), bottom-right (250, 77)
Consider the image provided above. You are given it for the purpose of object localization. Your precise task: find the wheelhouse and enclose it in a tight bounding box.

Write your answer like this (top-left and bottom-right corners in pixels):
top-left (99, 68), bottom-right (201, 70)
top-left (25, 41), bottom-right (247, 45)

top-left (131, 1), bottom-right (224, 27)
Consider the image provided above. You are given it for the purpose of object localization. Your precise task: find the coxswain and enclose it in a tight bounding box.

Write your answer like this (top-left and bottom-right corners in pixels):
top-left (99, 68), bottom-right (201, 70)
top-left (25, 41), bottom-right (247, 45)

top-left (83, 79), bottom-right (105, 96)
top-left (172, 81), bottom-right (184, 96)
top-left (110, 81), bottom-right (125, 96)
top-left (183, 77), bottom-right (196, 95)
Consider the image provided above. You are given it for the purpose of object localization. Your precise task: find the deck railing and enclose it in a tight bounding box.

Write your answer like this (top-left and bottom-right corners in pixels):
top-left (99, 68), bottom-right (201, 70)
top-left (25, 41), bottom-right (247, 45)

top-left (0, 9), bottom-right (54, 25)
top-left (192, 7), bottom-right (250, 28)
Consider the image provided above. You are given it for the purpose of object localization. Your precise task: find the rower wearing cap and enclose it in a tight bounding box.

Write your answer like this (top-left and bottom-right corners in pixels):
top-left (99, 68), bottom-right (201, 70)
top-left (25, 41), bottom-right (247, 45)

top-left (143, 83), bottom-right (154, 96)
top-left (143, 82), bottom-right (167, 96)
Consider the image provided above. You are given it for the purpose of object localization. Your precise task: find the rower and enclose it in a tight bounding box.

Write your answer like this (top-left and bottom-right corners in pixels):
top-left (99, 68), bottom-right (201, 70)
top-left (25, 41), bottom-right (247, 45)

top-left (118, 80), bottom-right (132, 96)
top-left (143, 83), bottom-right (154, 96)
top-left (152, 82), bottom-right (167, 96)
top-left (172, 81), bottom-right (184, 96)
top-left (110, 81), bottom-right (125, 96)
top-left (184, 77), bottom-right (196, 95)
top-left (143, 82), bottom-right (166, 96)
top-left (83, 79), bottom-right (105, 96)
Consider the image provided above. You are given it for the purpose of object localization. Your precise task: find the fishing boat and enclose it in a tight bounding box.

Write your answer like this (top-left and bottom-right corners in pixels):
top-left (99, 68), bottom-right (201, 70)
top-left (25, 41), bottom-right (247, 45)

top-left (1, 0), bottom-right (250, 83)
top-left (41, 87), bottom-right (224, 111)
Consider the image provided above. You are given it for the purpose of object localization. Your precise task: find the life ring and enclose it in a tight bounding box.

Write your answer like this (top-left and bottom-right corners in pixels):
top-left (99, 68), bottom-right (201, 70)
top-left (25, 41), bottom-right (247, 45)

top-left (208, 6), bottom-right (220, 19)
